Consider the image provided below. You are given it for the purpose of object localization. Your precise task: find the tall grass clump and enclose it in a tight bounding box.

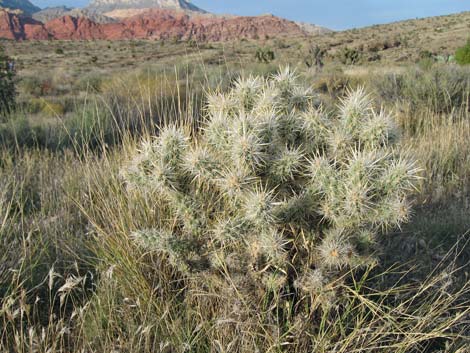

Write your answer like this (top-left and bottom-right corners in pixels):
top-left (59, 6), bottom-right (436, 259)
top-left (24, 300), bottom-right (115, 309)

top-left (117, 67), bottom-right (440, 350)
top-left (370, 65), bottom-right (470, 124)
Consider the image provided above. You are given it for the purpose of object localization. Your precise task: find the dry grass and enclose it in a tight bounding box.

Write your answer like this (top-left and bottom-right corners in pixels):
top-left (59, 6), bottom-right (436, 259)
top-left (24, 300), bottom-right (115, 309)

top-left (1, 145), bottom-right (468, 352)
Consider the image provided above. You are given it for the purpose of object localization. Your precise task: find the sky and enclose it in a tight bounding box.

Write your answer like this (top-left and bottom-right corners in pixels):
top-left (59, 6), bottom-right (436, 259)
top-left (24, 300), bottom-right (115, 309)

top-left (32, 0), bottom-right (470, 30)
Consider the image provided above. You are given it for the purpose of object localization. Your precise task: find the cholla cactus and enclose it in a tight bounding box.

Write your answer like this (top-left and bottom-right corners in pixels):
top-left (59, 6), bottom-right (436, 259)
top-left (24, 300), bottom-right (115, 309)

top-left (123, 67), bottom-right (420, 306)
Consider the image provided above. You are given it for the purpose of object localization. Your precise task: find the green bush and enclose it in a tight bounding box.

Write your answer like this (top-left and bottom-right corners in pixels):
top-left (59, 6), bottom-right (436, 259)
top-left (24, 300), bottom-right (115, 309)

top-left (123, 67), bottom-right (420, 323)
top-left (455, 40), bottom-right (470, 65)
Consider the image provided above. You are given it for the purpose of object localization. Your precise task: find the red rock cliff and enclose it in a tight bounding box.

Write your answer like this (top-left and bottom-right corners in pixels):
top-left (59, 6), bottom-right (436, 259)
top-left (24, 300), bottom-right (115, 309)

top-left (0, 9), bottom-right (308, 41)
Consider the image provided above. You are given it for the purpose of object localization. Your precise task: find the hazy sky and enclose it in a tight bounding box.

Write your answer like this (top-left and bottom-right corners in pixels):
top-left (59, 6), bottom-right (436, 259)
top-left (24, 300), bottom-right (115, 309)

top-left (32, 0), bottom-right (470, 30)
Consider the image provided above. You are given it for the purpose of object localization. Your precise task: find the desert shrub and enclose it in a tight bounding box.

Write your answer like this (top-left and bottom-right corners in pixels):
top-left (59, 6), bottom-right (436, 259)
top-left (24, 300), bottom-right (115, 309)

top-left (20, 76), bottom-right (56, 97)
top-left (367, 40), bottom-right (382, 53)
top-left (255, 47), bottom-right (275, 63)
top-left (419, 50), bottom-right (435, 60)
top-left (55, 47), bottom-right (64, 55)
top-left (370, 65), bottom-right (470, 119)
top-left (338, 46), bottom-right (361, 65)
top-left (305, 45), bottom-right (326, 68)
top-left (312, 65), bottom-right (354, 98)
top-left (367, 53), bottom-right (381, 62)
top-left (455, 40), bottom-right (470, 65)
top-left (367, 37), bottom-right (400, 52)
top-left (0, 47), bottom-right (16, 114)
top-left (121, 68), bottom-right (421, 347)
top-left (416, 50), bottom-right (437, 70)
top-left (0, 103), bottom-right (117, 151)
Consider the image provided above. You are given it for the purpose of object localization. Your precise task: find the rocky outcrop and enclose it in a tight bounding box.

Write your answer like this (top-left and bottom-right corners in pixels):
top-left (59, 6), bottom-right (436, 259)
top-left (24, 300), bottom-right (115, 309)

top-left (34, 7), bottom-right (117, 24)
top-left (44, 15), bottom-right (106, 40)
top-left (295, 21), bottom-right (332, 36)
top-left (87, 0), bottom-right (206, 14)
top-left (0, 8), bottom-right (312, 42)
top-left (100, 11), bottom-right (308, 41)
top-left (32, 6), bottom-right (71, 23)
top-left (0, 9), bottom-right (47, 40)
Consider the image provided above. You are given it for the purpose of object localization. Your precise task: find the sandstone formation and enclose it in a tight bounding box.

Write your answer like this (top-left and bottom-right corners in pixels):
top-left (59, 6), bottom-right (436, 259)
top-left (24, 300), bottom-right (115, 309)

top-left (0, 8), bottom-right (312, 41)
top-left (0, 9), bottom-right (47, 39)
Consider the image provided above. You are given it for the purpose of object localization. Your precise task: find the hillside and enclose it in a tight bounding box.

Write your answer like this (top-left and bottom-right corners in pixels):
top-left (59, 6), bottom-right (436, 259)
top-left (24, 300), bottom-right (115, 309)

top-left (313, 11), bottom-right (470, 63)
top-left (3, 10), bottom-right (470, 75)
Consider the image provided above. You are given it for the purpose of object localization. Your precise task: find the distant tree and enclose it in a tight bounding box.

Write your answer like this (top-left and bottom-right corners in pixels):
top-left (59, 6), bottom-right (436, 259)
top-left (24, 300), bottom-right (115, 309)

top-left (0, 46), bottom-right (16, 115)
top-left (455, 40), bottom-right (470, 65)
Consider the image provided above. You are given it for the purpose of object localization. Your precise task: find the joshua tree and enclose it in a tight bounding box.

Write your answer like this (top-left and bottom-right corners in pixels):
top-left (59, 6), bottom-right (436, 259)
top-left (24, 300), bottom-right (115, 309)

top-left (123, 67), bottom-right (420, 317)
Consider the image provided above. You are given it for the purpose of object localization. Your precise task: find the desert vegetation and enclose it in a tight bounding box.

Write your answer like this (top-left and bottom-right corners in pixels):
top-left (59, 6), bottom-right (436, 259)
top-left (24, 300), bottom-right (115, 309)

top-left (456, 40), bottom-right (470, 66)
top-left (1, 14), bottom-right (470, 352)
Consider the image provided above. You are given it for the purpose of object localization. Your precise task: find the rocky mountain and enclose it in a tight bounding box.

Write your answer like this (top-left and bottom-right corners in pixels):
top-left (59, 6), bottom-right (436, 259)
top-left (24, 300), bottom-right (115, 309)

top-left (295, 21), bottom-right (332, 35)
top-left (33, 6), bottom-right (116, 24)
top-left (86, 0), bottom-right (206, 15)
top-left (0, 9), bottom-right (47, 39)
top-left (0, 8), bottom-right (310, 41)
top-left (32, 6), bottom-right (71, 22)
top-left (0, 0), bottom-right (40, 15)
